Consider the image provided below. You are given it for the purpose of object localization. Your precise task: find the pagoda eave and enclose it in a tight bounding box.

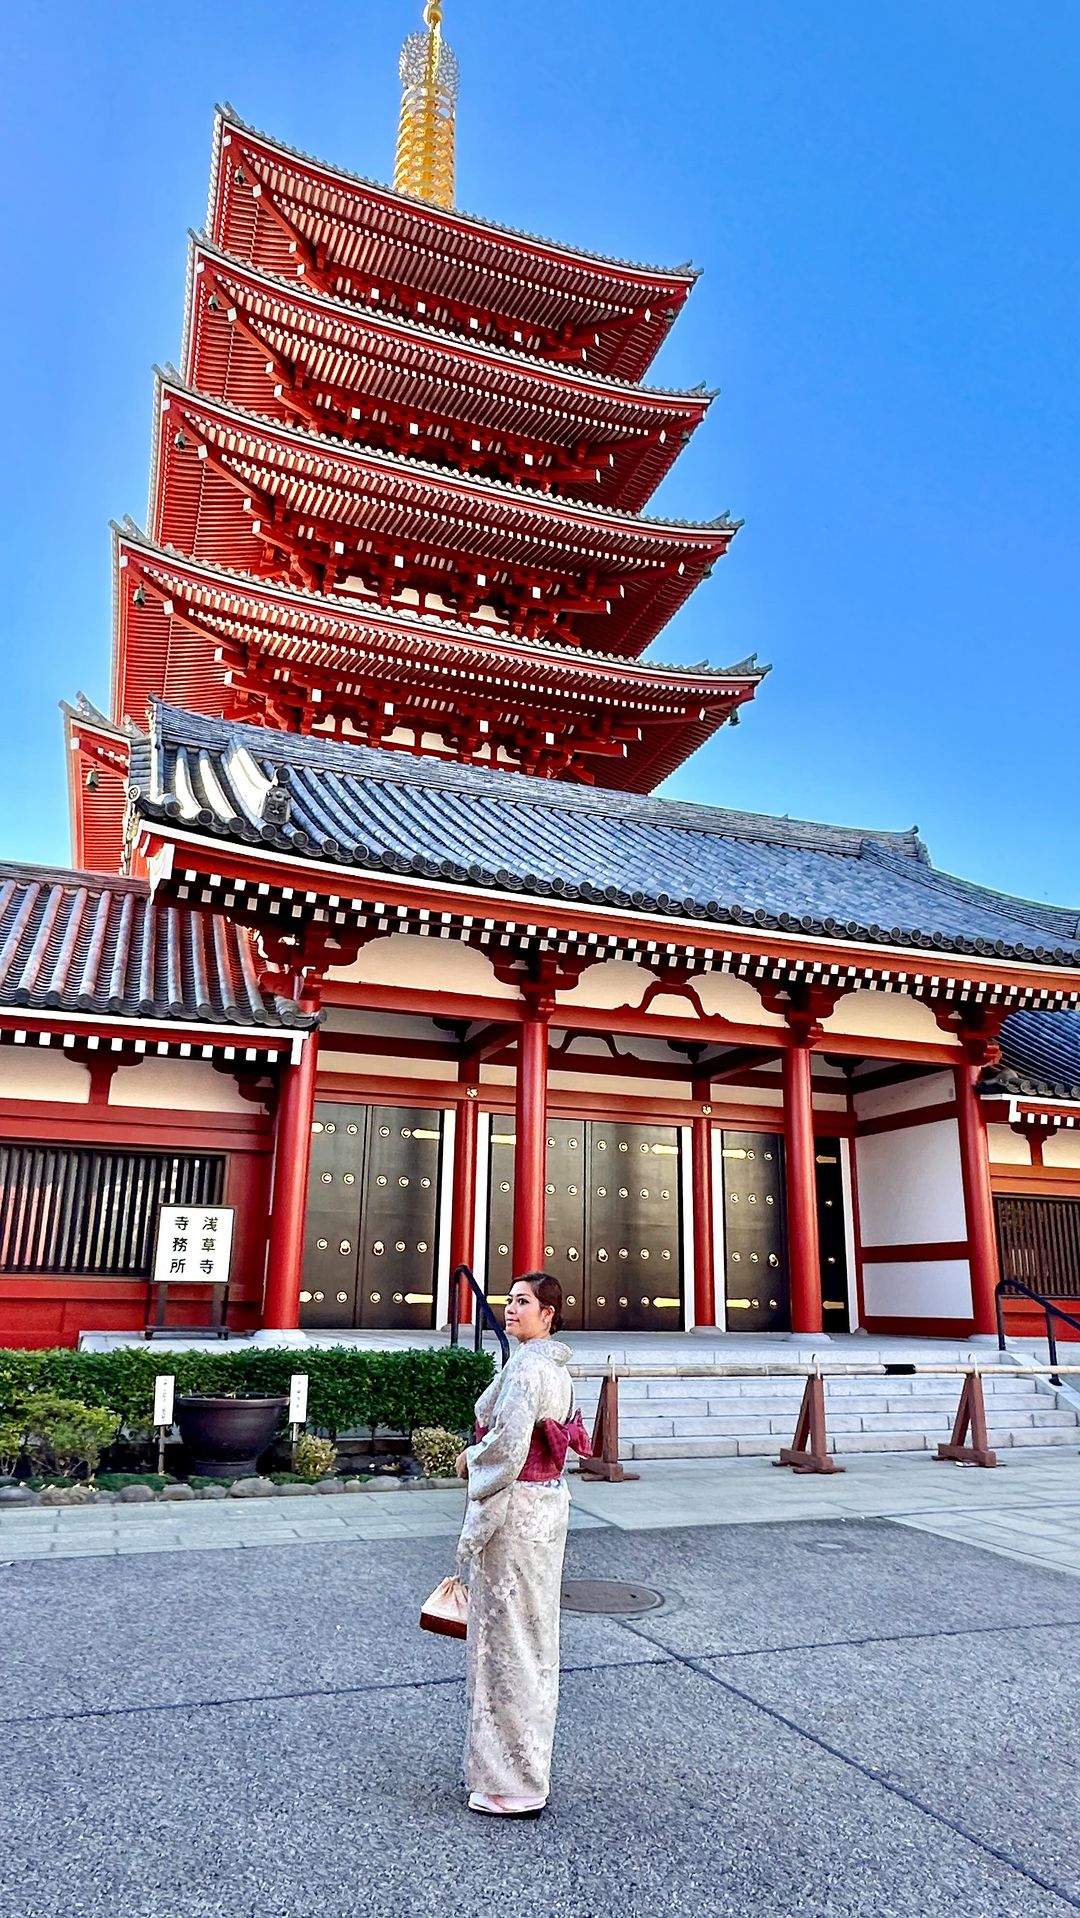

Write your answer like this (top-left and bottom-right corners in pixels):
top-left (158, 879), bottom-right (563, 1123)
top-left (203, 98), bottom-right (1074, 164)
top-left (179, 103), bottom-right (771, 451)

top-left (211, 109), bottom-right (697, 382)
top-left (62, 699), bottom-right (132, 872)
top-left (183, 238), bottom-right (711, 512)
top-left (112, 531), bottom-right (761, 792)
top-left (149, 376), bottom-right (733, 658)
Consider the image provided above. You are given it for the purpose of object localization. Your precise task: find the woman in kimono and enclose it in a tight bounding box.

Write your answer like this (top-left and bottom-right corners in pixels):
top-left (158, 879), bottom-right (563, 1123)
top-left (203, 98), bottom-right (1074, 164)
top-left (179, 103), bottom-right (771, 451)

top-left (454, 1271), bottom-right (584, 1819)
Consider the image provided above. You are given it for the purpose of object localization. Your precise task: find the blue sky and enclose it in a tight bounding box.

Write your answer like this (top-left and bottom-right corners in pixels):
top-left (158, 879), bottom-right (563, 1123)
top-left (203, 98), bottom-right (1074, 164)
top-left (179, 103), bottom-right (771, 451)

top-left (1, 1), bottom-right (1077, 903)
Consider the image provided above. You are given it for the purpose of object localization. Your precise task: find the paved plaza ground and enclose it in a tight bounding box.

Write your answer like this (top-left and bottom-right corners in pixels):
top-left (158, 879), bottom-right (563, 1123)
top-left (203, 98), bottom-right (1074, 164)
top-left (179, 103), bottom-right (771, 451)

top-left (3, 1452), bottom-right (1080, 1917)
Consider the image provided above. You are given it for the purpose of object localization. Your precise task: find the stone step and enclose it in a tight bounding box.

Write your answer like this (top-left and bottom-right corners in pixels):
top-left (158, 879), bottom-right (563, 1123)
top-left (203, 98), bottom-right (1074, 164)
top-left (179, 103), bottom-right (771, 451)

top-left (623, 1425), bottom-right (1080, 1461)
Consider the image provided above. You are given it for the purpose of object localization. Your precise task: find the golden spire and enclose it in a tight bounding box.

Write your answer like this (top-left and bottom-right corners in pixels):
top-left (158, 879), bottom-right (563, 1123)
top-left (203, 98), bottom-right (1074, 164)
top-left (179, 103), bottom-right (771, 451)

top-left (394, 1), bottom-right (459, 209)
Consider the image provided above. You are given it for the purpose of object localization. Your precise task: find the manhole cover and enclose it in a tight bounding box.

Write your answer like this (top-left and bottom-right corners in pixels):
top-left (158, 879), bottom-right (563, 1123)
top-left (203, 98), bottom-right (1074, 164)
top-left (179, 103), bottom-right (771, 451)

top-left (560, 1578), bottom-right (664, 1615)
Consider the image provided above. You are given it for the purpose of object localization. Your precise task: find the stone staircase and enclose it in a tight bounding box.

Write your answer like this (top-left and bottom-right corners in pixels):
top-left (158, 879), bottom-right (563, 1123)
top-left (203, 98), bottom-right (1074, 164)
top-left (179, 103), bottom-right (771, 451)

top-left (572, 1370), bottom-right (1080, 1462)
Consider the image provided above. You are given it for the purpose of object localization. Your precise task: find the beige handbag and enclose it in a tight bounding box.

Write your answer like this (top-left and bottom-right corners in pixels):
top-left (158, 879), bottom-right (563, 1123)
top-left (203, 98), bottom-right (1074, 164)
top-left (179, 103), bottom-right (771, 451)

top-left (419, 1574), bottom-right (469, 1639)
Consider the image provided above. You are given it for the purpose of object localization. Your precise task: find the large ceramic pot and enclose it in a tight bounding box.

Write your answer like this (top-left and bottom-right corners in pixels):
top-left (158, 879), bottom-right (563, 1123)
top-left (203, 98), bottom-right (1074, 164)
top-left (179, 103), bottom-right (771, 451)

top-left (175, 1395), bottom-right (288, 1479)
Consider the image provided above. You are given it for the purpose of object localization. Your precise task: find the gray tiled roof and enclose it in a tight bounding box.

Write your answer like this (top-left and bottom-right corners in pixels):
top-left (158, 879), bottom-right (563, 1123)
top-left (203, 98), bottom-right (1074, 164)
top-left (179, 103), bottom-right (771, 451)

top-left (0, 862), bottom-right (311, 1030)
top-left (132, 705), bottom-right (1080, 969)
top-left (988, 1010), bottom-right (1080, 1099)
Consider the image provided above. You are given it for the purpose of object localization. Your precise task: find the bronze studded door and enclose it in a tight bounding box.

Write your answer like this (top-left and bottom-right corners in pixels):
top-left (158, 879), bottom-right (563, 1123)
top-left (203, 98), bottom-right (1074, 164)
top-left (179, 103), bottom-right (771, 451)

top-left (815, 1139), bottom-right (850, 1331)
top-left (486, 1117), bottom-right (587, 1331)
top-left (356, 1108), bottom-right (443, 1331)
top-left (721, 1130), bottom-right (789, 1333)
top-left (486, 1117), bottom-right (682, 1332)
top-left (586, 1122), bottom-right (683, 1332)
top-left (300, 1104), bottom-right (443, 1331)
top-left (300, 1103), bottom-right (366, 1328)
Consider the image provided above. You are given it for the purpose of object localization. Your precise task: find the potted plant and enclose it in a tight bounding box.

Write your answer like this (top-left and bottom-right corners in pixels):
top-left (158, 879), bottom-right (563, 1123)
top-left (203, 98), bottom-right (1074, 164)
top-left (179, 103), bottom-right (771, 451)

top-left (175, 1392), bottom-right (288, 1479)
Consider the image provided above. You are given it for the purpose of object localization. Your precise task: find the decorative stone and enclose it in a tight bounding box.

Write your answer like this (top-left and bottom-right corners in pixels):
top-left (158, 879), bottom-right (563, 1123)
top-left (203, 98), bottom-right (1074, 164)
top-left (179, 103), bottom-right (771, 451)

top-left (116, 1484), bottom-right (156, 1503)
top-left (39, 1485), bottom-right (77, 1506)
top-left (228, 1477), bottom-right (274, 1498)
top-left (195, 1484), bottom-right (229, 1500)
top-left (342, 1478), bottom-right (370, 1493)
top-left (315, 1477), bottom-right (345, 1494)
top-left (90, 1490), bottom-right (117, 1504)
top-left (363, 1476), bottom-right (397, 1492)
top-left (0, 1486), bottom-right (38, 1506)
top-left (275, 1482), bottom-right (317, 1496)
top-left (160, 1485), bottom-right (196, 1502)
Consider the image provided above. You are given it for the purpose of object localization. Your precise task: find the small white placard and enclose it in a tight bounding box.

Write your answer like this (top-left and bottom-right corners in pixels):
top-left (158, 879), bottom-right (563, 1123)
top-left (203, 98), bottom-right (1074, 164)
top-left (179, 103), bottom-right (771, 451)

top-left (288, 1373), bottom-right (309, 1425)
top-left (153, 1374), bottom-right (175, 1429)
top-left (152, 1204), bottom-right (235, 1289)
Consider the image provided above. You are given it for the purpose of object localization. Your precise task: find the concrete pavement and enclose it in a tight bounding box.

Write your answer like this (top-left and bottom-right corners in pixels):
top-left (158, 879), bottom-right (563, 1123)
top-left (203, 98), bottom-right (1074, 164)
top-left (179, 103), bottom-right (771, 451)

top-left (3, 1449), bottom-right (1080, 1578)
top-left (3, 1501), bottom-right (1080, 1916)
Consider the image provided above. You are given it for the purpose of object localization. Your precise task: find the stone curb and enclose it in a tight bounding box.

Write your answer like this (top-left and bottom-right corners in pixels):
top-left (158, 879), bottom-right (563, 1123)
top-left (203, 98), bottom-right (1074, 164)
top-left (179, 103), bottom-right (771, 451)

top-left (0, 1474), bottom-right (464, 1511)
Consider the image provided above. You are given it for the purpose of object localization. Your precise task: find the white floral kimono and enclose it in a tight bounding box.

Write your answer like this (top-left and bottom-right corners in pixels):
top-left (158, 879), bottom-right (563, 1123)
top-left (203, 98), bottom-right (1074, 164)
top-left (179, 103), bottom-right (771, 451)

top-left (457, 1337), bottom-right (574, 1801)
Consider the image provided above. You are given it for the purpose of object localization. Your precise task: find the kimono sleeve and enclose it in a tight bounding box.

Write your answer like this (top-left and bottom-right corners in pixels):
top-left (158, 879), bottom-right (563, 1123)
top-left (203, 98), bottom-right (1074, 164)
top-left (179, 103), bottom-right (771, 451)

top-left (465, 1356), bottom-right (541, 1502)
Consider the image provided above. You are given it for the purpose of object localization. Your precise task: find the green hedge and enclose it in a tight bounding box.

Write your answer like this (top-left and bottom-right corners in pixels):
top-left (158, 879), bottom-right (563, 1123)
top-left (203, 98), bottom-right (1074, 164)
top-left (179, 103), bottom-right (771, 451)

top-left (0, 1345), bottom-right (494, 1440)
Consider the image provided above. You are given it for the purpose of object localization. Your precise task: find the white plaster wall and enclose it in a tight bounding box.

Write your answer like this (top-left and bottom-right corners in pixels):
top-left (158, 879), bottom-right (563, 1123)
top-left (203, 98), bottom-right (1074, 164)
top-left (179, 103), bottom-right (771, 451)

top-left (987, 1124), bottom-right (1031, 1166)
top-left (1043, 1131), bottom-right (1080, 1169)
top-left (691, 972), bottom-right (786, 1026)
top-left (556, 959), bottom-right (786, 1028)
top-left (856, 1119), bottom-right (967, 1246)
top-left (0, 1049), bottom-right (91, 1103)
top-left (109, 1057), bottom-right (254, 1113)
top-left (318, 1050), bottom-right (457, 1083)
top-left (862, 1259), bottom-right (973, 1320)
top-left (325, 934), bottom-right (519, 999)
top-left (557, 959), bottom-right (655, 1010)
top-left (853, 1070), bottom-right (955, 1124)
top-left (547, 1071), bottom-right (690, 1099)
top-left (823, 989), bottom-right (960, 1045)
top-left (707, 1082), bottom-right (784, 1111)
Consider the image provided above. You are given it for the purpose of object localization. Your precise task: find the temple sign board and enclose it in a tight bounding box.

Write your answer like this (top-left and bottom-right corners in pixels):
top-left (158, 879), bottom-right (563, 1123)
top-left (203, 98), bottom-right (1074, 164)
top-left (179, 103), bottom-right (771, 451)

top-left (145, 1205), bottom-right (237, 1339)
top-left (152, 1205), bottom-right (235, 1290)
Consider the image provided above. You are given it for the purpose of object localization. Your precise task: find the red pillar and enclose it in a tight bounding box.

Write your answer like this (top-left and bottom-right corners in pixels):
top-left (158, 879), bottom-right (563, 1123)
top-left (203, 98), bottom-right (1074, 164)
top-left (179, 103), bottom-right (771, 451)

top-left (690, 1092), bottom-right (716, 1327)
top-left (513, 1003), bottom-right (549, 1274)
top-left (263, 1020), bottom-right (320, 1331)
top-left (955, 1054), bottom-right (1000, 1335)
top-left (449, 1074), bottom-right (479, 1323)
top-left (783, 1035), bottom-right (822, 1335)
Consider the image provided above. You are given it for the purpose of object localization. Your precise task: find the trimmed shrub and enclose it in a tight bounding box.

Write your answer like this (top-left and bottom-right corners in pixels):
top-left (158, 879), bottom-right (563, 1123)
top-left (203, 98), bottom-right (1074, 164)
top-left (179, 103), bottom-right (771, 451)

top-left (293, 1434), bottom-right (337, 1481)
top-left (18, 1396), bottom-right (119, 1480)
top-left (0, 1346), bottom-right (494, 1444)
top-left (0, 1420), bottom-right (24, 1477)
top-left (413, 1426), bottom-right (465, 1478)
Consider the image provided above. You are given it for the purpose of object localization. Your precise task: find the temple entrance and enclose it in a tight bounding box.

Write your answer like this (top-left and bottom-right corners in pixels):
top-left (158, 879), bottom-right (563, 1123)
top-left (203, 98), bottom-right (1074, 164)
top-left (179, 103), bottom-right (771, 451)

top-left (487, 1117), bottom-right (683, 1332)
top-left (721, 1132), bottom-right (849, 1334)
top-left (300, 1102), bottom-right (444, 1330)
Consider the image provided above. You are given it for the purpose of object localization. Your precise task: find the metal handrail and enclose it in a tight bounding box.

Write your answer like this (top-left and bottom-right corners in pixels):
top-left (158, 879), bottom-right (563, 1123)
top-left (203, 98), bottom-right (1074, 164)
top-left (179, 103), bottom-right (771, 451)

top-left (995, 1277), bottom-right (1080, 1385)
top-left (448, 1263), bottom-right (510, 1367)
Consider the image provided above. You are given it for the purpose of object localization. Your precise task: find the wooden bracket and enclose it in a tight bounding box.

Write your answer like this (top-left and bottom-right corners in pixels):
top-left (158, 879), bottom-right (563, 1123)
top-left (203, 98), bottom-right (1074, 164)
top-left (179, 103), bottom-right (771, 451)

top-left (775, 1374), bottom-right (844, 1475)
top-left (577, 1375), bottom-right (638, 1483)
top-left (936, 1371), bottom-right (998, 1467)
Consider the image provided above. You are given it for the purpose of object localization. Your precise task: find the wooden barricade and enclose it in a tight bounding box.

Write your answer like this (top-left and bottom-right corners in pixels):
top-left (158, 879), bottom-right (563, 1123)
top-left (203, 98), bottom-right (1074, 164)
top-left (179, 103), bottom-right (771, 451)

top-left (775, 1373), bottom-right (844, 1475)
top-left (577, 1374), bottom-right (639, 1483)
top-left (936, 1371), bottom-right (998, 1468)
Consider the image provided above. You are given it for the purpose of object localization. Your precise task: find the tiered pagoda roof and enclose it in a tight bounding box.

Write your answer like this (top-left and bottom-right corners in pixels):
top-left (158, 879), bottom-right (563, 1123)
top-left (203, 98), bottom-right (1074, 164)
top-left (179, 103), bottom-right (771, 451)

top-left (182, 238), bottom-right (712, 511)
top-left (148, 372), bottom-right (735, 654)
top-left (209, 107), bottom-right (698, 379)
top-left (71, 34), bottom-right (754, 864)
top-left (113, 528), bottom-right (764, 789)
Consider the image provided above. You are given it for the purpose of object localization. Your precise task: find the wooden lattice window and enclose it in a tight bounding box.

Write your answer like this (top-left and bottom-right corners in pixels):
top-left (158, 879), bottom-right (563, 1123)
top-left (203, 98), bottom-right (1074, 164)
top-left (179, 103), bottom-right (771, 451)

top-left (995, 1195), bottom-right (1080, 1300)
top-left (0, 1144), bottom-right (226, 1278)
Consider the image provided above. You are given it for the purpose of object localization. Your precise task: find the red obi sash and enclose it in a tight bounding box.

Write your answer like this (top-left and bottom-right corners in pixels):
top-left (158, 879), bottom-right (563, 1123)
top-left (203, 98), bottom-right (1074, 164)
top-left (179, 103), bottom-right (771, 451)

top-left (475, 1407), bottom-right (593, 1482)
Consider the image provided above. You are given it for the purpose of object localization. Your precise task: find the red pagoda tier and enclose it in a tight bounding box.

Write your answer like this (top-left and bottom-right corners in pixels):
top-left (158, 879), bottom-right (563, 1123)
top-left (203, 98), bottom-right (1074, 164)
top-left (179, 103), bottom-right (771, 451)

top-left (146, 372), bottom-right (736, 652)
top-left (183, 238), bottom-right (713, 511)
top-left (113, 528), bottom-right (764, 786)
top-left (209, 107), bottom-right (699, 379)
top-left (72, 60), bottom-right (750, 870)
